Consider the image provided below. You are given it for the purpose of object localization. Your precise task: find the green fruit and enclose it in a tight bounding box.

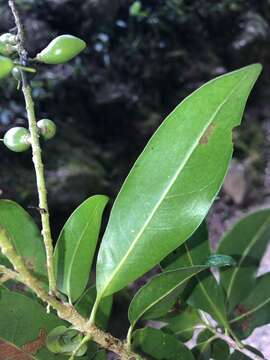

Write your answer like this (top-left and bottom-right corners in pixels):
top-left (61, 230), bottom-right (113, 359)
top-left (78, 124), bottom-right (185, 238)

top-left (35, 35), bottom-right (86, 64)
top-left (0, 56), bottom-right (14, 79)
top-left (3, 127), bottom-right (31, 152)
top-left (37, 119), bottom-right (57, 140)
top-left (11, 67), bottom-right (21, 81)
top-left (0, 33), bottom-right (17, 45)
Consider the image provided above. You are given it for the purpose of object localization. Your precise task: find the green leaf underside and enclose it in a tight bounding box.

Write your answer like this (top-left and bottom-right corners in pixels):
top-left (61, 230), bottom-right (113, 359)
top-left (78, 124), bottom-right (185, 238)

top-left (128, 266), bottom-right (206, 328)
top-left (132, 327), bottom-right (195, 360)
top-left (75, 285), bottom-right (113, 331)
top-left (162, 305), bottom-right (202, 342)
top-left (0, 289), bottom-right (66, 359)
top-left (0, 200), bottom-right (47, 279)
top-left (217, 209), bottom-right (270, 312)
top-left (54, 195), bottom-right (108, 302)
top-left (229, 272), bottom-right (270, 339)
top-left (96, 64), bottom-right (262, 299)
top-left (162, 224), bottom-right (228, 328)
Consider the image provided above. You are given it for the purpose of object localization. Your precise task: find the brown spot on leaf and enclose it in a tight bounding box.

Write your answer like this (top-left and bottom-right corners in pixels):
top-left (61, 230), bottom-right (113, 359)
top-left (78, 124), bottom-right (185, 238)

top-left (22, 328), bottom-right (46, 354)
top-left (199, 123), bottom-right (215, 145)
top-left (0, 329), bottom-right (46, 360)
top-left (0, 339), bottom-right (32, 360)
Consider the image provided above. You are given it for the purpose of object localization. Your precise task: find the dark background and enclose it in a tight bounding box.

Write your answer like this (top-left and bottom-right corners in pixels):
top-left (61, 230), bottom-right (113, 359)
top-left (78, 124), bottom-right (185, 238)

top-left (0, 0), bottom-right (270, 344)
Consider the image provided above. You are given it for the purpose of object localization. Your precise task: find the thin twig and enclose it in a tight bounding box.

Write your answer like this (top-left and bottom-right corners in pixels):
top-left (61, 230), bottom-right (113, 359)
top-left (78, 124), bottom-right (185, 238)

top-left (8, 0), bottom-right (56, 294)
top-left (208, 328), bottom-right (266, 360)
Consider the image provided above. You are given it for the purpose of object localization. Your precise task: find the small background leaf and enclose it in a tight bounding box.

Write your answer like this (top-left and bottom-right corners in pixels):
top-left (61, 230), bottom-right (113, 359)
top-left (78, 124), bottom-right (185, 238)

top-left (128, 267), bottom-right (206, 328)
top-left (229, 272), bottom-right (270, 339)
top-left (162, 305), bottom-right (202, 342)
top-left (217, 209), bottom-right (270, 312)
top-left (0, 200), bottom-right (46, 279)
top-left (54, 195), bottom-right (108, 302)
top-left (132, 327), bottom-right (195, 360)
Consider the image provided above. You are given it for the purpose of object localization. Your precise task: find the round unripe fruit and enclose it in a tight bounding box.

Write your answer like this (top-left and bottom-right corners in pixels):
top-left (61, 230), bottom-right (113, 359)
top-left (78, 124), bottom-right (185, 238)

top-left (0, 33), bottom-right (17, 45)
top-left (3, 127), bottom-right (31, 152)
top-left (35, 35), bottom-right (86, 64)
top-left (0, 56), bottom-right (13, 79)
top-left (11, 67), bottom-right (21, 81)
top-left (37, 119), bottom-right (57, 140)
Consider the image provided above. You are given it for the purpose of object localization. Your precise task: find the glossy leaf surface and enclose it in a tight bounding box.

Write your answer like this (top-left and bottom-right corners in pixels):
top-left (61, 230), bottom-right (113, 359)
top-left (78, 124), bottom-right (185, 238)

top-left (132, 327), bottom-right (195, 360)
top-left (229, 272), bottom-right (270, 339)
top-left (96, 65), bottom-right (261, 298)
top-left (54, 195), bottom-right (108, 302)
top-left (0, 200), bottom-right (46, 279)
top-left (217, 209), bottom-right (270, 312)
top-left (128, 267), bottom-right (206, 328)
top-left (0, 289), bottom-right (66, 359)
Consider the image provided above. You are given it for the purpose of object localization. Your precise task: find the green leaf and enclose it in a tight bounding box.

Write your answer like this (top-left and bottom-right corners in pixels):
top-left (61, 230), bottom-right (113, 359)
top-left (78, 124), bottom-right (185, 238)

top-left (161, 222), bottom-right (209, 270)
top-left (162, 305), bottom-right (202, 342)
top-left (229, 272), bottom-right (270, 339)
top-left (128, 267), bottom-right (206, 330)
top-left (54, 195), bottom-right (108, 302)
top-left (192, 330), bottom-right (230, 360)
top-left (46, 326), bottom-right (87, 356)
top-left (217, 209), bottom-right (270, 312)
top-left (132, 327), bottom-right (195, 360)
top-left (162, 224), bottom-right (229, 328)
top-left (0, 289), bottom-right (66, 359)
top-left (0, 200), bottom-right (46, 279)
top-left (188, 270), bottom-right (228, 328)
top-left (75, 285), bottom-right (113, 331)
top-left (96, 64), bottom-right (262, 299)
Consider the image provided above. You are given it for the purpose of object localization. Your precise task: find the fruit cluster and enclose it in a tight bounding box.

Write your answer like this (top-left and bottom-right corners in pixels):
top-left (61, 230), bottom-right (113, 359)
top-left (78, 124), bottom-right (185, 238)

top-left (3, 119), bottom-right (57, 152)
top-left (0, 32), bottom-right (86, 152)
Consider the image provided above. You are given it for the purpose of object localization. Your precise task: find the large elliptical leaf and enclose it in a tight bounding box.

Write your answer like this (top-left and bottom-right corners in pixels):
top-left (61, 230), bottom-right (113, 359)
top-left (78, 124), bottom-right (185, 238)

top-left (96, 64), bottom-right (262, 299)
top-left (0, 200), bottom-right (46, 279)
top-left (217, 209), bottom-right (270, 312)
top-left (54, 195), bottom-right (108, 302)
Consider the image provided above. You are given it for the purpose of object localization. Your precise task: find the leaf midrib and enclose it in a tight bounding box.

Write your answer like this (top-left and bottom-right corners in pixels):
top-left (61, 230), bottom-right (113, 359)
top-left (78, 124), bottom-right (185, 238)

top-left (66, 204), bottom-right (100, 297)
top-left (99, 70), bottom-right (250, 298)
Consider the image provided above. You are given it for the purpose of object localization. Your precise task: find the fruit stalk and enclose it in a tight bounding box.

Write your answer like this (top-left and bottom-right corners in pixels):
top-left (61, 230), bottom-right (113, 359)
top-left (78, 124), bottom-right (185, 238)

top-left (8, 0), bottom-right (56, 294)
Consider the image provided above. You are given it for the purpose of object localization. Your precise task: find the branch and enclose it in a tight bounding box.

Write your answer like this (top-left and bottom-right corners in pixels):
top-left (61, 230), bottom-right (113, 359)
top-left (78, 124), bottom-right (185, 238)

top-left (209, 328), bottom-right (266, 360)
top-left (0, 225), bottom-right (140, 359)
top-left (8, 0), bottom-right (56, 294)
